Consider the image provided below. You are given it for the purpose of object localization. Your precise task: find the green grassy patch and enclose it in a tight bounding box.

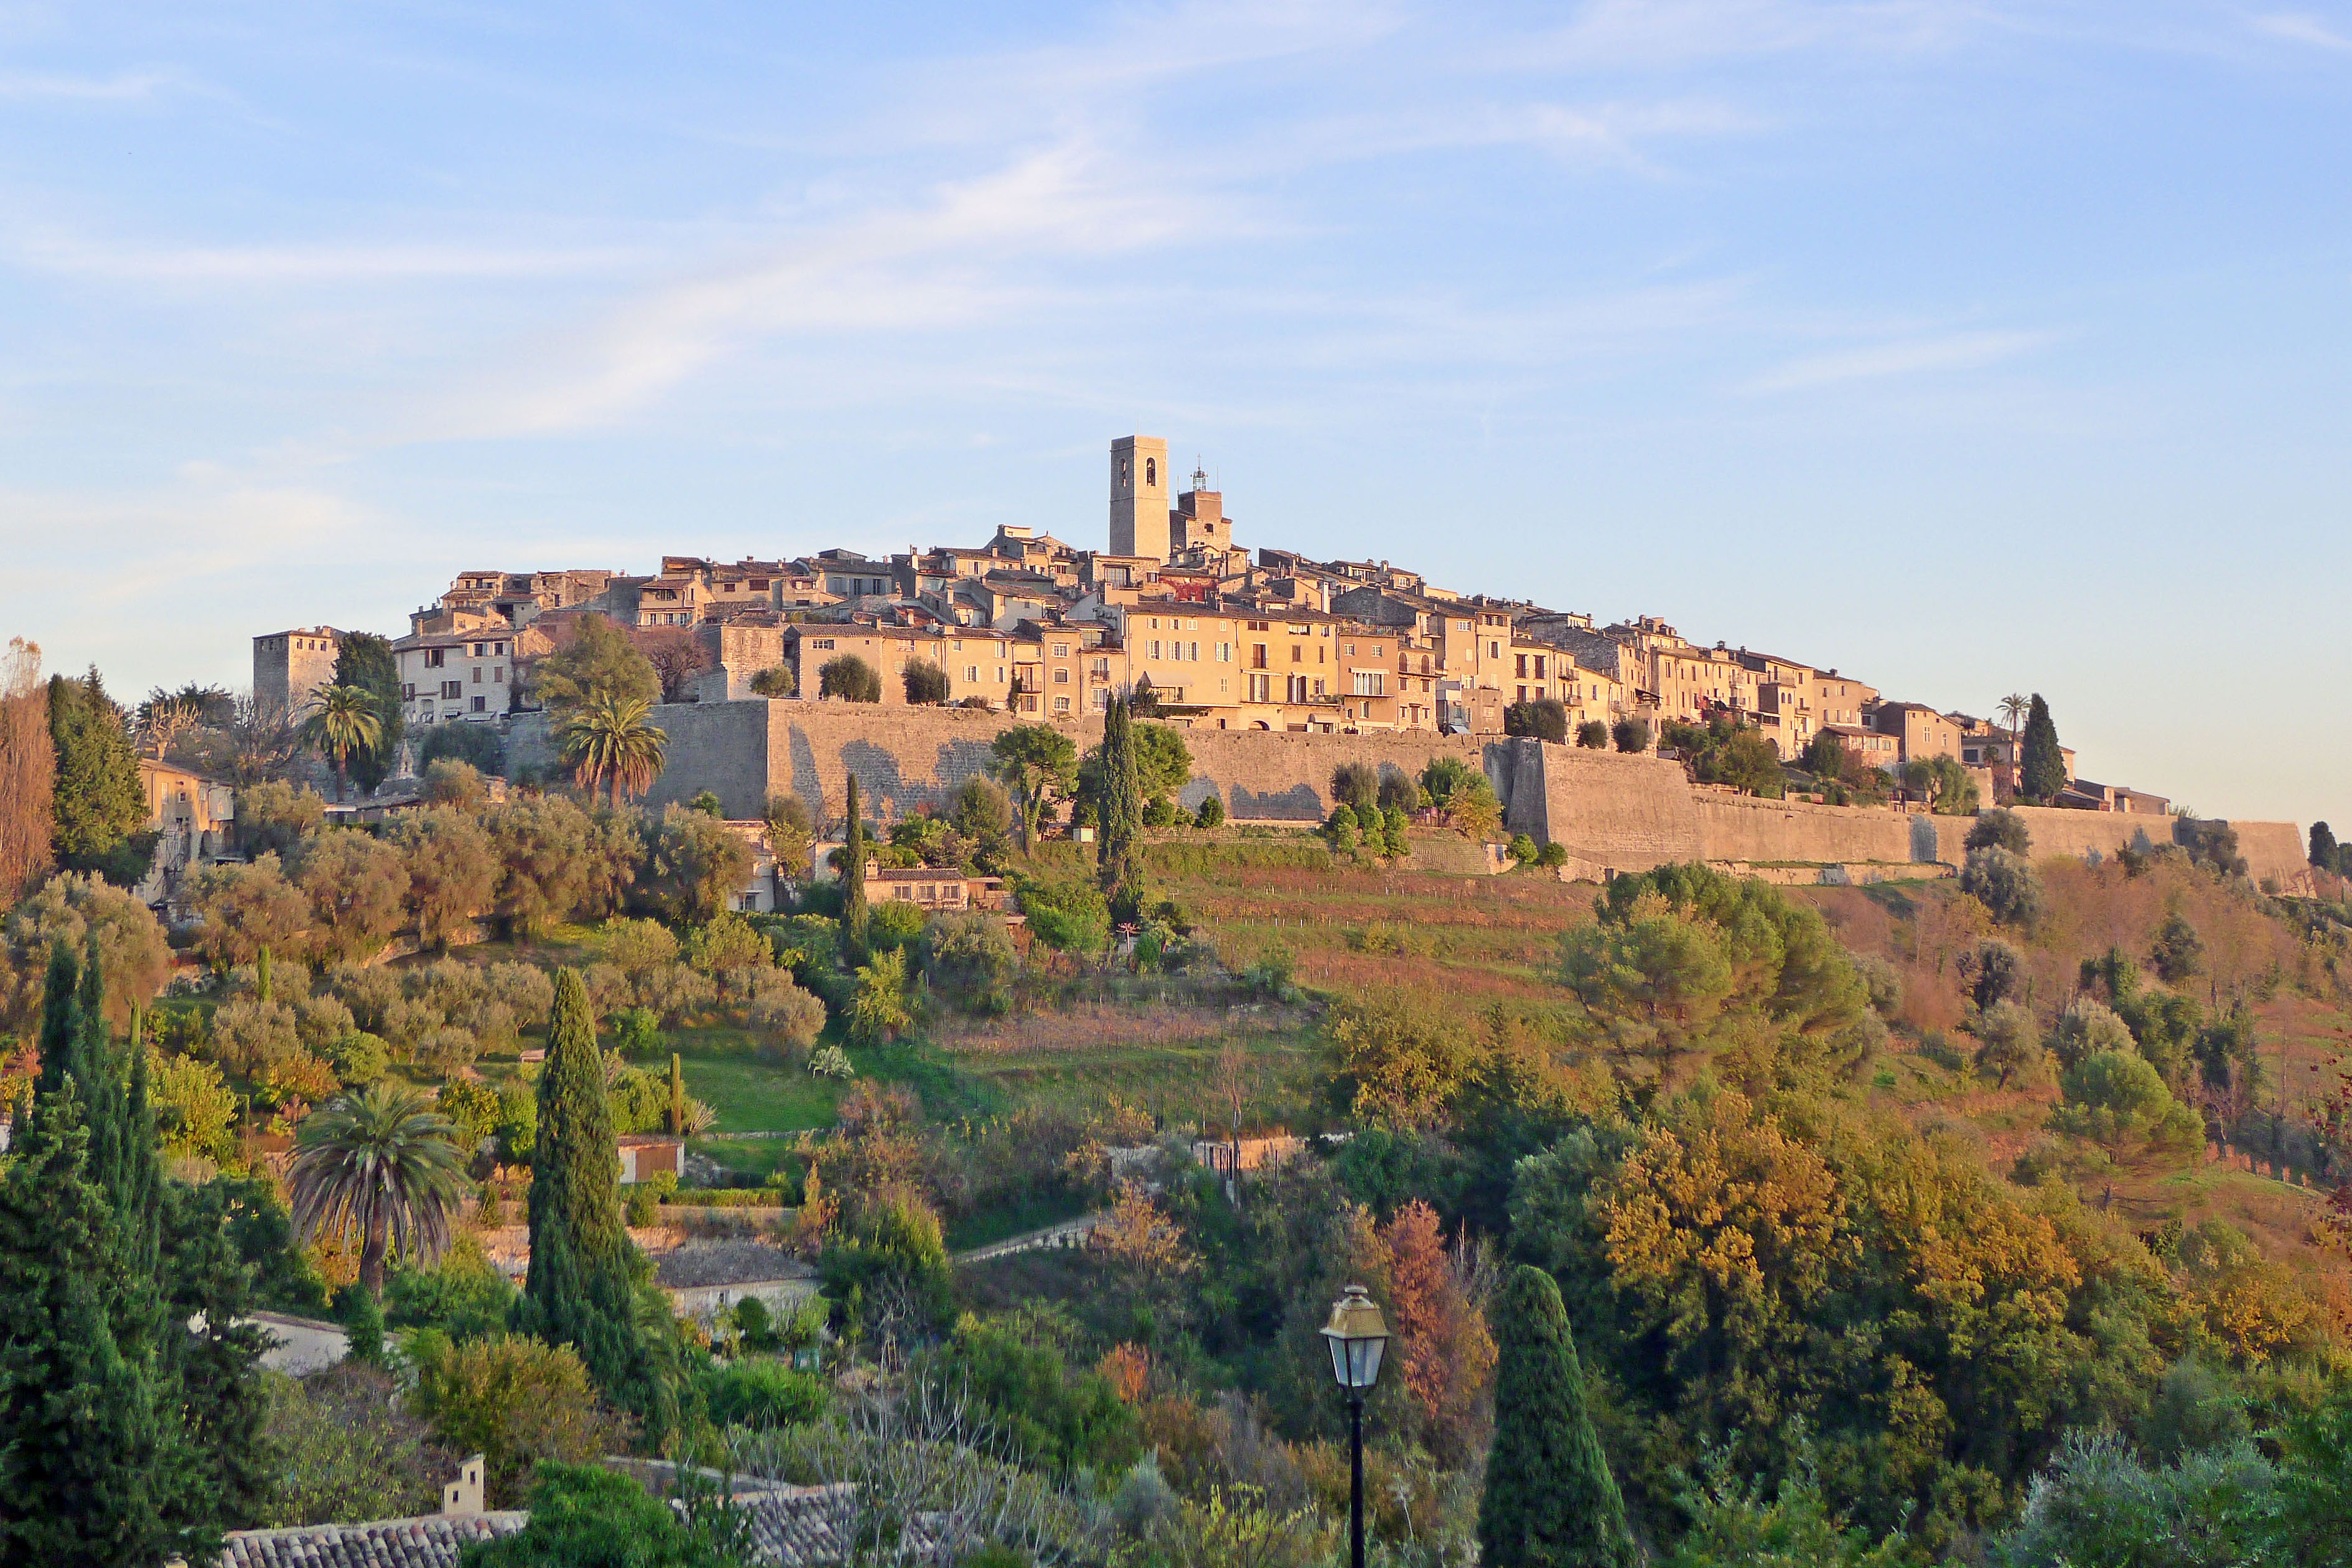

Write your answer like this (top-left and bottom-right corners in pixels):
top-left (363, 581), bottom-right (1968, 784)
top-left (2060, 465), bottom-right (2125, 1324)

top-left (944, 1188), bottom-right (1097, 1253)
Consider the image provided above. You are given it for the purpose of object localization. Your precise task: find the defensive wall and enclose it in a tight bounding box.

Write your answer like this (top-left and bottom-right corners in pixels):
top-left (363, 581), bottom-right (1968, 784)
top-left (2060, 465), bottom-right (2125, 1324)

top-left (507, 699), bottom-right (2309, 889)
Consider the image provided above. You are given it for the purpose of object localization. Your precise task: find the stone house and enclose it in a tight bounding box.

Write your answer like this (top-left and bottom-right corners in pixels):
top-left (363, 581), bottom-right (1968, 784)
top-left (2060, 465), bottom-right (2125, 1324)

top-left (393, 628), bottom-right (526, 729)
top-left (135, 758), bottom-right (234, 913)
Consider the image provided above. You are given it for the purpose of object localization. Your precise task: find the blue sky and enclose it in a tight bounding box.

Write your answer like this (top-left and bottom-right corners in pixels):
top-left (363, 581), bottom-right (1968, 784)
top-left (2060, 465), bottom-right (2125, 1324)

top-left (1, 1), bottom-right (2346, 822)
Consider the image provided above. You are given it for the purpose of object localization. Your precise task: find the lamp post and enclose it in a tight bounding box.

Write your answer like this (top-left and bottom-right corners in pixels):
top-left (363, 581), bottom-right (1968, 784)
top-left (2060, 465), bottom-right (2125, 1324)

top-left (1320, 1284), bottom-right (1390, 1568)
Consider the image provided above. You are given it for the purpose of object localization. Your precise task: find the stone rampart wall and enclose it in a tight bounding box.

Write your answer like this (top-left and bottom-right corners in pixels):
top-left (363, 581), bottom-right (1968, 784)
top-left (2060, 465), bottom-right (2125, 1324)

top-left (510, 701), bottom-right (2307, 889)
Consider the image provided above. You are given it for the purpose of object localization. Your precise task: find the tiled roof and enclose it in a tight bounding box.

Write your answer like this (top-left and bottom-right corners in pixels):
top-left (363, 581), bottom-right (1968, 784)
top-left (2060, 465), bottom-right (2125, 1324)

top-left (739, 1484), bottom-right (859, 1565)
top-left (218, 1511), bottom-right (528, 1568)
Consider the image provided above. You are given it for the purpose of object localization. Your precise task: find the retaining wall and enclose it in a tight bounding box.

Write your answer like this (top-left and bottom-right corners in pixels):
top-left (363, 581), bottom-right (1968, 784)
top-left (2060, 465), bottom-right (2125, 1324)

top-left (508, 700), bottom-right (2308, 889)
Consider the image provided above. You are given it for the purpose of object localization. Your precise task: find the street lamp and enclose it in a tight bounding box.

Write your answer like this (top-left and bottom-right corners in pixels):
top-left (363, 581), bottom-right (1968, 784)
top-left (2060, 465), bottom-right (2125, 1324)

top-left (1320, 1284), bottom-right (1390, 1568)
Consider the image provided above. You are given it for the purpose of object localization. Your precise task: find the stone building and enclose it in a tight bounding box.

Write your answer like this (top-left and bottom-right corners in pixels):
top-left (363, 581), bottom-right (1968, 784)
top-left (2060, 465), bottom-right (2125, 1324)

top-left (251, 627), bottom-right (342, 717)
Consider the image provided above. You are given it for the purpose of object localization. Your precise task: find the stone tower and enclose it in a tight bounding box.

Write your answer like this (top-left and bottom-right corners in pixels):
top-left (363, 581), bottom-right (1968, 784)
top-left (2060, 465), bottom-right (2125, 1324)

top-left (1109, 436), bottom-right (1170, 562)
top-left (253, 627), bottom-right (344, 718)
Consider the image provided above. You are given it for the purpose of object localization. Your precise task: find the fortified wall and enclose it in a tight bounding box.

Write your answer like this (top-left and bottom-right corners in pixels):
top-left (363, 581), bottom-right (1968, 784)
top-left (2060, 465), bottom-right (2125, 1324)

top-left (507, 699), bottom-right (2310, 889)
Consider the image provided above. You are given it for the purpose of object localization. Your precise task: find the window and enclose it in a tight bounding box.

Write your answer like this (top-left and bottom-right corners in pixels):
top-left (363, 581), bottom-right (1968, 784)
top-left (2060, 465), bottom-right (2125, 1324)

top-left (1146, 457), bottom-right (1156, 485)
top-left (1091, 688), bottom-right (1111, 711)
top-left (425, 647), bottom-right (446, 668)
top-left (442, 680), bottom-right (463, 699)
top-left (1353, 671), bottom-right (1385, 696)
top-left (1217, 642), bottom-right (1230, 661)
top-left (1515, 654), bottom-right (1528, 679)
top-left (493, 666), bottom-right (503, 683)
top-left (1248, 673), bottom-right (1272, 703)
top-left (402, 683), bottom-right (415, 700)
top-left (996, 666), bottom-right (1005, 683)
top-left (1150, 640), bottom-right (1162, 660)
top-left (1054, 696), bottom-right (1071, 714)
top-left (472, 696), bottom-right (487, 713)
top-left (1053, 642), bottom-right (1069, 656)
top-left (1054, 668), bottom-right (1069, 684)
top-left (1490, 642), bottom-right (1501, 658)
top-left (1346, 643), bottom-right (1356, 657)
top-left (966, 666), bottom-right (978, 682)
top-left (1252, 644), bottom-right (1268, 669)
top-left (811, 638), bottom-right (835, 651)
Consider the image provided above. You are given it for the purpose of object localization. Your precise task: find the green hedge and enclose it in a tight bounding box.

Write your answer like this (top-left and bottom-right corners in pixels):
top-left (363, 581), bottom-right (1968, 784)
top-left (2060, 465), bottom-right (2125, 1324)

top-left (663, 1189), bottom-right (788, 1208)
top-left (1143, 840), bottom-right (1333, 874)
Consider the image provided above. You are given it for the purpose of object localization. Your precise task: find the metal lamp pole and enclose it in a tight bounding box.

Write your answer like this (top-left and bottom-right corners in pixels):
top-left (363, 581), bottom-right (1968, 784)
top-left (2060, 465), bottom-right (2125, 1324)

top-left (1321, 1284), bottom-right (1390, 1568)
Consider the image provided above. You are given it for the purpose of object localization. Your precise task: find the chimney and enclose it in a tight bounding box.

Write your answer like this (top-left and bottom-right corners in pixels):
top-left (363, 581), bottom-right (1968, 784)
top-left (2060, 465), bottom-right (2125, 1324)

top-left (442, 1454), bottom-right (486, 1516)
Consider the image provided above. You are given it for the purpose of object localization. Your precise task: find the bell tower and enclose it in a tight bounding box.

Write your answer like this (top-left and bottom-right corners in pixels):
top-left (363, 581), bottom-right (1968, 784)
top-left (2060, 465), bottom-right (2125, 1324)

top-left (1109, 435), bottom-right (1170, 562)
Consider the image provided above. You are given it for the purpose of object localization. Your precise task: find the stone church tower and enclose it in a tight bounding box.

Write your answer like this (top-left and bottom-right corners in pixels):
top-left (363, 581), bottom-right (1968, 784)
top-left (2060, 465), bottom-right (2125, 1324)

top-left (1109, 435), bottom-right (1170, 561)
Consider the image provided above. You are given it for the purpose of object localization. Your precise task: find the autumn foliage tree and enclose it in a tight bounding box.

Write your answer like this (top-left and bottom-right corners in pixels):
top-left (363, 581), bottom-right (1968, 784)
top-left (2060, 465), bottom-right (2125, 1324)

top-left (0, 637), bottom-right (55, 901)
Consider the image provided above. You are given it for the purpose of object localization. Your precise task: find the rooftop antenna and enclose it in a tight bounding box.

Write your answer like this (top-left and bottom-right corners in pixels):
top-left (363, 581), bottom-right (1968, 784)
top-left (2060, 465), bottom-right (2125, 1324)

top-left (1192, 459), bottom-right (1209, 493)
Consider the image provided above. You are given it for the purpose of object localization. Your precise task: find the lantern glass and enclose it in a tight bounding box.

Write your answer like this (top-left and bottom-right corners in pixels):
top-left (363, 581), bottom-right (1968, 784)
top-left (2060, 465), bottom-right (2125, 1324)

top-left (1320, 1284), bottom-right (1390, 1391)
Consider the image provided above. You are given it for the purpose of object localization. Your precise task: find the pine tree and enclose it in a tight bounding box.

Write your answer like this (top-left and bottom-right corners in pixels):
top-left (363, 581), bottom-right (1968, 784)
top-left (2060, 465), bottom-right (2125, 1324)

top-left (1096, 696), bottom-right (1147, 923)
top-left (1478, 1265), bottom-right (1636, 1568)
top-left (2020, 693), bottom-right (2066, 804)
top-left (0, 1077), bottom-right (173, 1566)
top-left (842, 776), bottom-right (869, 953)
top-left (513, 969), bottom-right (678, 1441)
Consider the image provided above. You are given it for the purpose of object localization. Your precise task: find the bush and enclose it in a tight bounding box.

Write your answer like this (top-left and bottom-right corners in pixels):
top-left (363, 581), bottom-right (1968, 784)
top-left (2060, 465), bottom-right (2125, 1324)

top-left (866, 898), bottom-right (926, 952)
top-left (385, 1237), bottom-right (519, 1343)
top-left (1019, 877), bottom-right (1110, 954)
top-left (2048, 998), bottom-right (2135, 1070)
top-left (404, 1333), bottom-right (620, 1507)
top-left (808, 1045), bottom-right (854, 1080)
top-left (700, 1357), bottom-right (828, 1429)
top-left (1507, 833), bottom-right (1539, 867)
top-left (1142, 796), bottom-right (1178, 828)
top-left (930, 1314), bottom-right (1141, 1477)
top-left (1504, 698), bottom-right (1568, 744)
top-left (1193, 795), bottom-right (1225, 829)
top-left (418, 721), bottom-right (506, 776)
top-left (1323, 804), bottom-right (1359, 854)
top-left (462, 1462), bottom-right (753, 1567)
top-left (1966, 808), bottom-right (2030, 854)
top-left (258, 1365), bottom-right (445, 1527)
top-left (749, 665), bottom-right (795, 698)
top-left (922, 912), bottom-right (1018, 1015)
top-left (1612, 717), bottom-right (1651, 754)
top-left (902, 660), bottom-right (951, 705)
top-left (1330, 761), bottom-right (1380, 820)
top-left (1536, 841), bottom-right (1568, 870)
top-left (2051, 1050), bottom-right (2203, 1154)
top-left (818, 655), bottom-right (882, 703)
top-left (1961, 845), bottom-right (2044, 926)
top-left (1576, 721), bottom-right (1610, 749)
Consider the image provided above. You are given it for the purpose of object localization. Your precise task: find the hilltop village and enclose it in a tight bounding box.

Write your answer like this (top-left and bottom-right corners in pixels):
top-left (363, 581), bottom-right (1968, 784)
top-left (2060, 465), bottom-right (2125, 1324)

top-left (254, 435), bottom-right (2164, 818)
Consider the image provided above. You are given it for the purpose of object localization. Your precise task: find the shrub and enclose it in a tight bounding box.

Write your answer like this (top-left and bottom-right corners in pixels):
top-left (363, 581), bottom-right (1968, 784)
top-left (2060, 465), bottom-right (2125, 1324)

top-left (1966, 808), bottom-right (2030, 855)
top-left (808, 1045), bottom-right (855, 1080)
top-left (819, 655), bottom-right (882, 703)
top-left (749, 665), bottom-right (795, 698)
top-left (1142, 796), bottom-right (1178, 828)
top-left (1612, 717), bottom-right (1651, 754)
top-left (902, 660), bottom-right (951, 705)
top-left (1019, 877), bottom-right (1109, 953)
top-left (1193, 795), bottom-right (1225, 829)
top-left (746, 974), bottom-right (826, 1057)
top-left (866, 898), bottom-right (926, 952)
top-left (257, 1365), bottom-right (445, 1528)
top-left (1323, 804), bottom-right (1359, 854)
top-left (1504, 699), bottom-right (1568, 744)
top-left (404, 1333), bottom-right (620, 1506)
top-left (930, 1314), bottom-right (1141, 1476)
top-left (1507, 833), bottom-right (1539, 867)
top-left (2048, 999), bottom-right (2135, 1070)
top-left (922, 912), bottom-right (1018, 1015)
top-left (2051, 1051), bottom-right (2203, 1154)
top-left (700, 1358), bottom-right (828, 1429)
top-left (2150, 913), bottom-right (2204, 983)
top-left (1961, 845), bottom-right (2044, 926)
top-left (462, 1462), bottom-right (752, 1567)
top-left (385, 1236), bottom-right (519, 1343)
top-left (1536, 841), bottom-right (1568, 870)
top-left (1330, 761), bottom-right (1379, 820)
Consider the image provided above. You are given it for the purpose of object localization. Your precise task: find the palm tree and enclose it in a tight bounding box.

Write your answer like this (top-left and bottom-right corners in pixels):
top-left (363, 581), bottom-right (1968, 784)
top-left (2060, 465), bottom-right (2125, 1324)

top-left (1997, 693), bottom-right (2030, 795)
top-left (559, 690), bottom-right (668, 809)
top-left (303, 683), bottom-right (383, 801)
top-left (287, 1081), bottom-right (469, 1299)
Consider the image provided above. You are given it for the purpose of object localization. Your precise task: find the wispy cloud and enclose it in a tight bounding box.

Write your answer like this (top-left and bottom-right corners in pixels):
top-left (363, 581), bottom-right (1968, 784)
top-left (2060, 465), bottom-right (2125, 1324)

top-left (2253, 11), bottom-right (2352, 49)
top-left (0, 68), bottom-right (179, 102)
top-left (1742, 329), bottom-right (2053, 392)
top-left (1507, 0), bottom-right (1990, 70)
top-left (3, 226), bottom-right (645, 284)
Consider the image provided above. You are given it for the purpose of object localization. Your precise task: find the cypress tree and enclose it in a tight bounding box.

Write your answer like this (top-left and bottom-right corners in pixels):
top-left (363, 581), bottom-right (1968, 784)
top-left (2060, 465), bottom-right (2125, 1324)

top-left (1478, 1265), bottom-right (1636, 1568)
top-left (0, 1078), bottom-right (172, 1566)
top-left (513, 969), bottom-right (677, 1440)
top-left (668, 1053), bottom-right (685, 1137)
top-left (2312, 822), bottom-right (2338, 873)
top-left (161, 1179), bottom-right (272, 1537)
top-left (842, 776), bottom-right (869, 953)
top-left (1096, 696), bottom-right (1147, 923)
top-left (2019, 693), bottom-right (2066, 804)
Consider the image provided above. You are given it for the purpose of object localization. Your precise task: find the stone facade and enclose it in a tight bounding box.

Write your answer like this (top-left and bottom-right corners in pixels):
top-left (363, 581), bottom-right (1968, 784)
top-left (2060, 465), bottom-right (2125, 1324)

top-left (251, 627), bottom-right (342, 717)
